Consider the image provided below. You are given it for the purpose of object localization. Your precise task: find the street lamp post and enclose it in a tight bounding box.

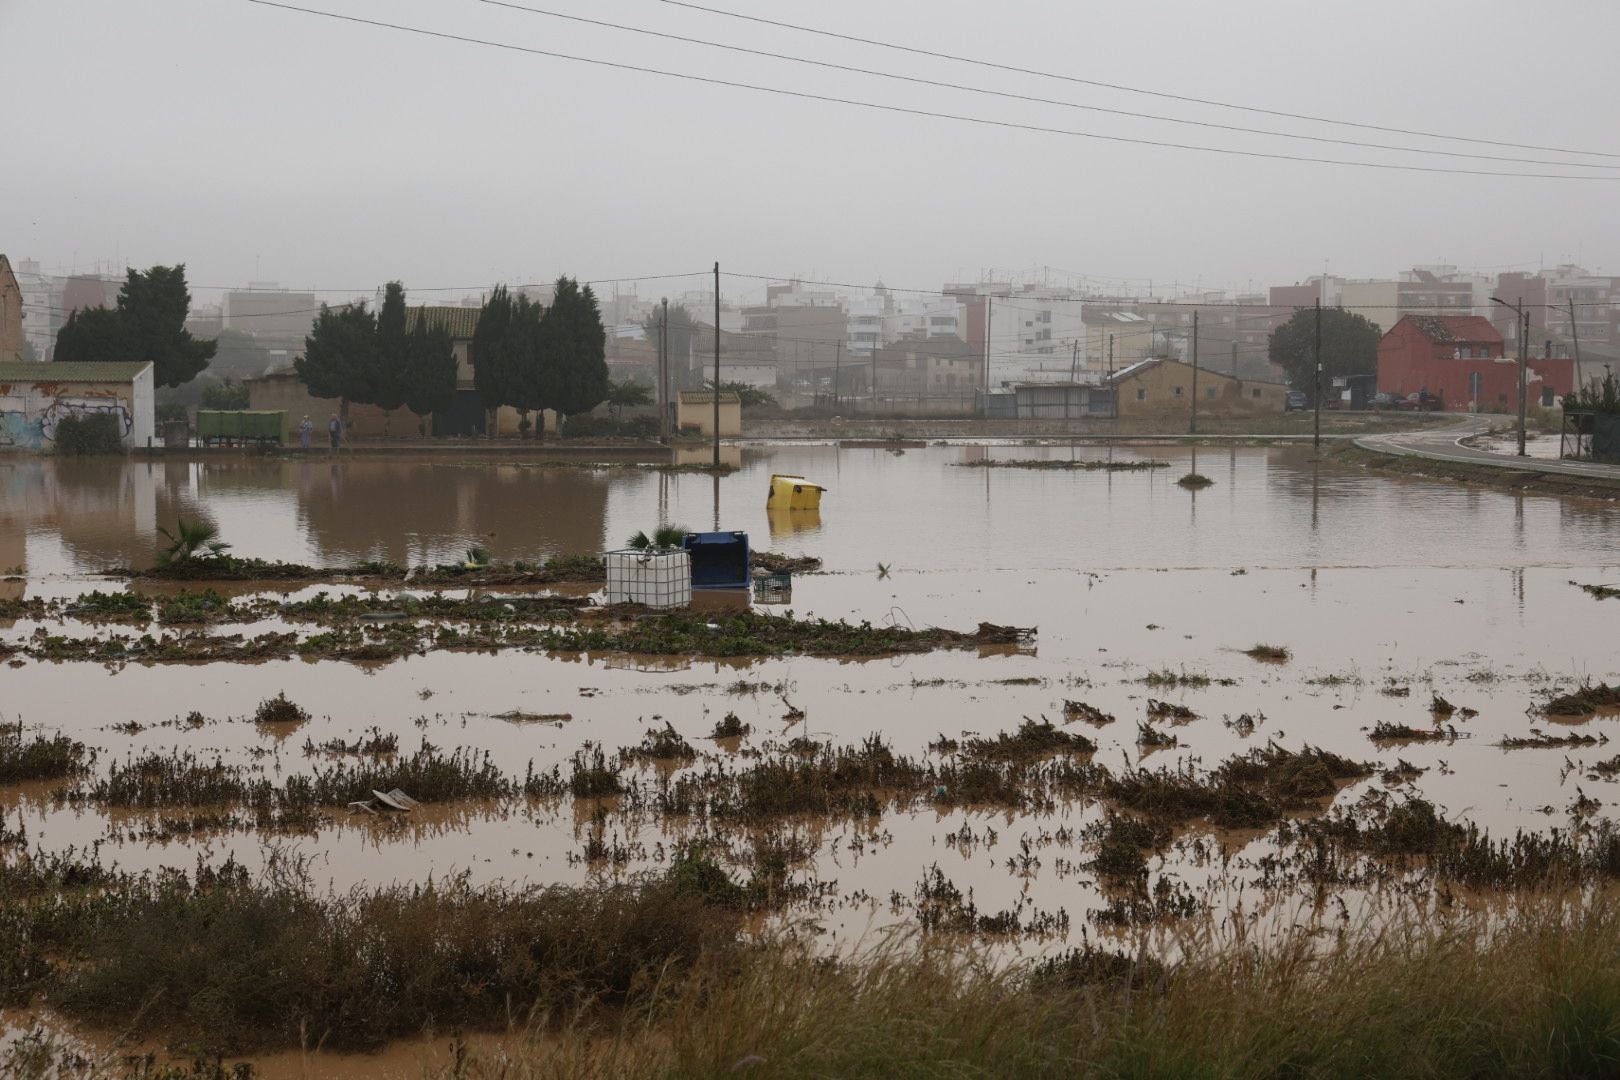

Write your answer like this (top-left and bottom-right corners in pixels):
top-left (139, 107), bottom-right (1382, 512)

top-left (1490, 296), bottom-right (1530, 457)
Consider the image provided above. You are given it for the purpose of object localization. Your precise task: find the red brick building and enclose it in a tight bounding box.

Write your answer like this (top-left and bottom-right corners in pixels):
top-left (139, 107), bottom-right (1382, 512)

top-left (1377, 314), bottom-right (1574, 411)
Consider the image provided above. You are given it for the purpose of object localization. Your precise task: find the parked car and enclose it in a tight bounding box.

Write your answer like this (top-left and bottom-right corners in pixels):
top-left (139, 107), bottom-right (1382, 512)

top-left (1370, 392), bottom-right (1403, 410)
top-left (1284, 390), bottom-right (1308, 411)
top-left (1400, 391), bottom-right (1444, 412)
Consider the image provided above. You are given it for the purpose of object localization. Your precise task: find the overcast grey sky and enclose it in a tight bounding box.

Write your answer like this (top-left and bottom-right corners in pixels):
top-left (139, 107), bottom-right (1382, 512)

top-left (4, 0), bottom-right (1617, 301)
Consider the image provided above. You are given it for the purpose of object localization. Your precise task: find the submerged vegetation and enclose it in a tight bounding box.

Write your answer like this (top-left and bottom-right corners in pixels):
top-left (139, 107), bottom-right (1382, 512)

top-left (0, 722), bottom-right (87, 783)
top-left (21, 605), bottom-right (1029, 666)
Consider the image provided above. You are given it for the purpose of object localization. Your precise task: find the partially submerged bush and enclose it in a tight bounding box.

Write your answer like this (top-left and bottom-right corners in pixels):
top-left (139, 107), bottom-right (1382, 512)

top-left (0, 723), bottom-right (87, 783)
top-left (252, 692), bottom-right (309, 726)
top-left (52, 413), bottom-right (124, 455)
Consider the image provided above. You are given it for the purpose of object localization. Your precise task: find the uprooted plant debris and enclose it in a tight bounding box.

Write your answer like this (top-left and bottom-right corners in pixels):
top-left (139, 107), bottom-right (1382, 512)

top-left (1571, 580), bottom-right (1620, 601)
top-left (1498, 728), bottom-right (1609, 750)
top-left (1370, 721), bottom-right (1459, 743)
top-left (1542, 683), bottom-right (1620, 717)
top-left (1243, 644), bottom-right (1290, 663)
top-left (21, 607), bottom-right (1032, 666)
top-left (1063, 700), bottom-right (1116, 725)
top-left (1146, 699), bottom-right (1196, 721)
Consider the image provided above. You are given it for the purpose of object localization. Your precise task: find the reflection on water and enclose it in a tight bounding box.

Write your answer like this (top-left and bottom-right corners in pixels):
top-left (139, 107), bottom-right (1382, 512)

top-left (9, 445), bottom-right (1620, 578)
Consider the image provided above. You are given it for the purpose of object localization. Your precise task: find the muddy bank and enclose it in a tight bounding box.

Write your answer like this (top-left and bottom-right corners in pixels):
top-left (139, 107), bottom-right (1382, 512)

top-left (1338, 445), bottom-right (1620, 501)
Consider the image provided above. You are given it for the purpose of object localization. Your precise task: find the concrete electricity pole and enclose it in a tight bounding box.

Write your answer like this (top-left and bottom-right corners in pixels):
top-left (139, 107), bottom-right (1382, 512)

top-left (658, 298), bottom-right (669, 443)
top-left (712, 262), bottom-right (720, 470)
top-left (1312, 299), bottom-right (1322, 451)
top-left (1190, 310), bottom-right (1200, 435)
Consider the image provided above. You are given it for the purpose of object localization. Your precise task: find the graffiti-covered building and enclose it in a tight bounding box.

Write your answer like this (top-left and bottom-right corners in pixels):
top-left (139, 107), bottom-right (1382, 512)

top-left (0, 362), bottom-right (155, 451)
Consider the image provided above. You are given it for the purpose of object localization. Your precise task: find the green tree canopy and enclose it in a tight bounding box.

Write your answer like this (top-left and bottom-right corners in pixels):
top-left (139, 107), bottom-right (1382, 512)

top-left (54, 265), bottom-right (216, 387)
top-left (200, 378), bottom-right (250, 410)
top-left (605, 377), bottom-right (653, 418)
top-left (540, 277), bottom-right (608, 418)
top-left (372, 282), bottom-right (408, 416)
top-left (705, 379), bottom-right (777, 408)
top-left (400, 320), bottom-right (457, 420)
top-left (296, 303), bottom-right (377, 405)
top-left (1267, 307), bottom-right (1383, 402)
top-left (472, 285), bottom-right (517, 410)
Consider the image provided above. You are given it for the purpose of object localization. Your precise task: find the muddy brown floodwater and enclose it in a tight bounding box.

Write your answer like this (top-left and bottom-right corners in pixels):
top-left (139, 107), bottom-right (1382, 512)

top-left (3, 442), bottom-right (1619, 1073)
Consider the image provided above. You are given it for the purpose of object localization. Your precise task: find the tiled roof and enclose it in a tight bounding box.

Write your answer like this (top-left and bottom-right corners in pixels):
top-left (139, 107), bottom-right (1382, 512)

top-left (0, 361), bottom-right (152, 382)
top-left (1404, 315), bottom-right (1501, 344)
top-left (405, 305), bottom-right (480, 339)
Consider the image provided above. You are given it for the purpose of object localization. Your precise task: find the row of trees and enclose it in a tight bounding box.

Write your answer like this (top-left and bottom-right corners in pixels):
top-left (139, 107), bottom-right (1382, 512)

top-left (55, 265), bottom-right (216, 387)
top-left (296, 282), bottom-right (458, 430)
top-left (470, 278), bottom-right (608, 433)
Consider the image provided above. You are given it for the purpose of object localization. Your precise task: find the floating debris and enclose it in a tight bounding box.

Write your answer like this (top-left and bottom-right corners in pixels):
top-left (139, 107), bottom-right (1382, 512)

top-left (1063, 700), bottom-right (1116, 725)
top-left (1542, 683), bottom-right (1620, 717)
top-left (1146, 699), bottom-right (1196, 721)
top-left (1498, 729), bottom-right (1608, 750)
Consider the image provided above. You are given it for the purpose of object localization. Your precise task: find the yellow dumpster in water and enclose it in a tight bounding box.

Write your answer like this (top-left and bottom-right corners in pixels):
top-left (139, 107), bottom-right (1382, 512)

top-left (767, 473), bottom-right (825, 511)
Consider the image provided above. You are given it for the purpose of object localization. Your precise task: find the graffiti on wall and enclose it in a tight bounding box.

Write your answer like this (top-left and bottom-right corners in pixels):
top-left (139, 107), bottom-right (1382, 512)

top-left (0, 386), bottom-right (132, 450)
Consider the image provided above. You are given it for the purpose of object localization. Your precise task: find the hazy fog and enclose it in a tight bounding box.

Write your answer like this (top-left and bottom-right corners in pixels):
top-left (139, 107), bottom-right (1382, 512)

top-left (4, 0), bottom-right (1616, 298)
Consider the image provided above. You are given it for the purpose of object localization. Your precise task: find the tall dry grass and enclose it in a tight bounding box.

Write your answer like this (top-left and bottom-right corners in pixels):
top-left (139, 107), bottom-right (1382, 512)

top-left (445, 895), bottom-right (1620, 1079)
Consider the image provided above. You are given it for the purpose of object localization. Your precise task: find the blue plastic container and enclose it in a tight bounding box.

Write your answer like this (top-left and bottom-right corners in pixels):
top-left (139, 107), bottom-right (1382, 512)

top-left (682, 531), bottom-right (751, 589)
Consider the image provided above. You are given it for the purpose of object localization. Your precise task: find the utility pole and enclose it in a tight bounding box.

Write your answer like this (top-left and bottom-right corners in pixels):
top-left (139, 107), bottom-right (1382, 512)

top-left (658, 298), bottom-right (669, 443)
top-left (870, 344), bottom-right (877, 414)
top-left (1231, 340), bottom-right (1238, 380)
top-left (1518, 308), bottom-right (1529, 456)
top-left (983, 296), bottom-right (993, 395)
top-left (1189, 310), bottom-right (1199, 435)
top-left (833, 341), bottom-right (843, 411)
top-left (1069, 340), bottom-right (1078, 382)
top-left (1570, 297), bottom-right (1583, 394)
top-left (712, 262), bottom-right (720, 470)
top-left (1108, 334), bottom-right (1115, 419)
top-left (1312, 299), bottom-right (1322, 451)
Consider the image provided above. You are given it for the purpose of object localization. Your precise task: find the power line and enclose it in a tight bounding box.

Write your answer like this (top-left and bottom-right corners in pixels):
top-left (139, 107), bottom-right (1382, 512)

top-left (239, 0), bottom-right (1619, 181)
top-left (470, 0), bottom-right (1619, 170)
top-left (658, 0), bottom-right (1620, 161)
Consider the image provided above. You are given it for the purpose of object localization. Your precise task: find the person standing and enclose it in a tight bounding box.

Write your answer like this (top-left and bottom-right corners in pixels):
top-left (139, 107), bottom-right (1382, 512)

top-left (328, 413), bottom-right (342, 449)
top-left (299, 414), bottom-right (313, 449)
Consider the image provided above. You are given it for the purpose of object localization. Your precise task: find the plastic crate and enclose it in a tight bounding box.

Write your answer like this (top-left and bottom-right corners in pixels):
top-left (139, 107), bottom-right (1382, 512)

top-left (682, 531), bottom-right (751, 589)
top-left (604, 549), bottom-right (691, 609)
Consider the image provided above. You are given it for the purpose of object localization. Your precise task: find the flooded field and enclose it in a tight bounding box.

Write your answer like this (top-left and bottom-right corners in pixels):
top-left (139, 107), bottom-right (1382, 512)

top-left (4, 442), bottom-right (1620, 1072)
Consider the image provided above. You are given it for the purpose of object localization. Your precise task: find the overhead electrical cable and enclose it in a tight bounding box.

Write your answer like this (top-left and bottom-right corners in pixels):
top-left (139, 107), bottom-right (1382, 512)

top-left (239, 0), bottom-right (1619, 181)
top-left (469, 0), bottom-right (1619, 170)
top-left (658, 0), bottom-right (1620, 160)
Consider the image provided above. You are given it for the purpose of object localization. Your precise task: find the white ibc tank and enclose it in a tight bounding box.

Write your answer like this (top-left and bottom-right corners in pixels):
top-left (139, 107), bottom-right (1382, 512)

top-left (604, 549), bottom-right (692, 610)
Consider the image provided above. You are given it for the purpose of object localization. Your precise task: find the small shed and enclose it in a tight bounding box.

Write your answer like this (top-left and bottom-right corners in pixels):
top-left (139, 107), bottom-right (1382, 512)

top-left (0, 361), bottom-right (155, 451)
top-left (676, 390), bottom-right (742, 437)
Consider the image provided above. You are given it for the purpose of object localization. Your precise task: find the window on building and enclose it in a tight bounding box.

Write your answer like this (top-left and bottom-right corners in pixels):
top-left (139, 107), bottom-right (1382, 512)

top-left (1136, 388), bottom-right (1146, 401)
top-left (1174, 386), bottom-right (1183, 397)
top-left (1206, 387), bottom-right (1218, 399)
top-left (1251, 388), bottom-right (1261, 398)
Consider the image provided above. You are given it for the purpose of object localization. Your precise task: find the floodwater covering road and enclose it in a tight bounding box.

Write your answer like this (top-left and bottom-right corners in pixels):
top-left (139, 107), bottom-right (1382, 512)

top-left (2, 442), bottom-right (1619, 1065)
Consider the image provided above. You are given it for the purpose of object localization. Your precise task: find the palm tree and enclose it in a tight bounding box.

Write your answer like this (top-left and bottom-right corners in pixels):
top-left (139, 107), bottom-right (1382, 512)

top-left (605, 378), bottom-right (653, 420)
top-left (626, 524), bottom-right (689, 552)
top-left (156, 519), bottom-right (230, 566)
